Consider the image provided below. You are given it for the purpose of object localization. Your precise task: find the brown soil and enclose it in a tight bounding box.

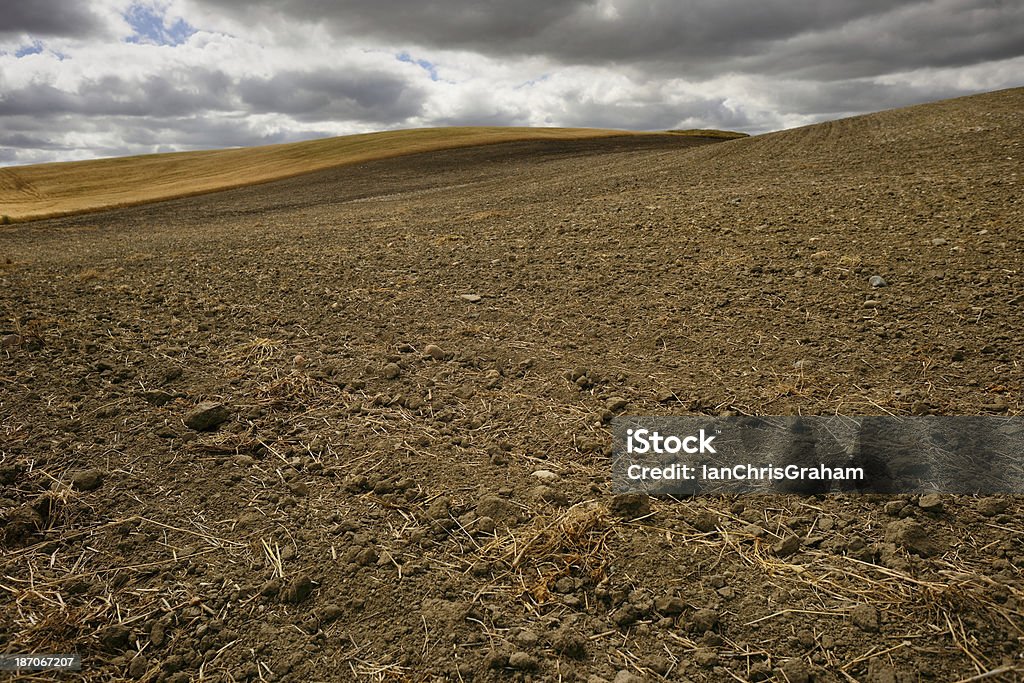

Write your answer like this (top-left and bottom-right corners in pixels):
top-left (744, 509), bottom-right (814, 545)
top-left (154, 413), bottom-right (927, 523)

top-left (1, 90), bottom-right (1023, 683)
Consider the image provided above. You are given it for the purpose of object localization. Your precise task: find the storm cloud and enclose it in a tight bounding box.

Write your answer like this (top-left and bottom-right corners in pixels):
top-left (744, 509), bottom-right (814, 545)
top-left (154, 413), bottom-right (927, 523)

top-left (197, 0), bottom-right (1024, 78)
top-left (0, 0), bottom-right (1021, 166)
top-left (238, 69), bottom-right (425, 123)
top-left (0, 1), bottom-right (110, 38)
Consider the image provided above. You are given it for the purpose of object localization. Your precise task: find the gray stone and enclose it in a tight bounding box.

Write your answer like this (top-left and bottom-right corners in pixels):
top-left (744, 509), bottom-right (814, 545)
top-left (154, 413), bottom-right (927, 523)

top-left (606, 396), bottom-right (629, 412)
top-left (917, 493), bottom-right (943, 512)
top-left (184, 401), bottom-right (230, 431)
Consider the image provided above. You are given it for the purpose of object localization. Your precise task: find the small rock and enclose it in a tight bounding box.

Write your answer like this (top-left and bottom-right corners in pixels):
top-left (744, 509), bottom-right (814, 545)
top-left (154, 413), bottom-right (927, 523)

top-left (553, 577), bottom-right (575, 593)
top-left (1, 333), bottom-right (21, 348)
top-left (883, 500), bottom-right (904, 516)
top-left (885, 518), bottom-right (940, 557)
top-left (850, 603), bottom-right (879, 632)
top-left (381, 363), bottom-right (401, 380)
top-left (612, 671), bottom-right (644, 683)
top-left (532, 469), bottom-right (560, 482)
top-left (280, 574), bottom-right (316, 604)
top-left (184, 401), bottom-right (231, 431)
top-left (868, 275), bottom-right (888, 288)
top-left (605, 396), bottom-right (628, 412)
top-left (292, 354), bottom-right (306, 368)
top-left (608, 493), bottom-right (651, 518)
top-left (778, 658), bottom-right (810, 683)
top-left (507, 651), bottom-right (538, 671)
top-left (917, 493), bottom-right (943, 512)
top-left (423, 344), bottom-right (445, 360)
top-left (72, 468), bottom-right (105, 491)
top-left (930, 238), bottom-right (948, 246)
top-left (862, 299), bottom-right (881, 307)
top-left (459, 294), bottom-right (482, 304)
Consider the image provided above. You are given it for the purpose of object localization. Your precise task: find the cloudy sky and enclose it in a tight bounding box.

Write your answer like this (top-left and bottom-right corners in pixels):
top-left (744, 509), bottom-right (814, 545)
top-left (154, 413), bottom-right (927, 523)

top-left (1, 0), bottom-right (1022, 166)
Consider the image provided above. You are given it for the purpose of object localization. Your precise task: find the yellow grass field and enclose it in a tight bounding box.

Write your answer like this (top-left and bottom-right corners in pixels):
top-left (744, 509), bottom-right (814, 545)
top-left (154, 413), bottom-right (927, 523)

top-left (0, 127), bottom-right (744, 223)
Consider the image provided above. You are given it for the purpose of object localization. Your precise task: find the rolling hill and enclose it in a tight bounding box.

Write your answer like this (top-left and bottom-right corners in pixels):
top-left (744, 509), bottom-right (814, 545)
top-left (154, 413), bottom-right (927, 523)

top-left (0, 126), bottom-right (745, 223)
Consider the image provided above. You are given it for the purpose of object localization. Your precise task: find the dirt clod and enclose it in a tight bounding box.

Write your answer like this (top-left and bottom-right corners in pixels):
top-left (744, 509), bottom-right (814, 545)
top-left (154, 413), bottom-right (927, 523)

top-left (508, 651), bottom-right (538, 670)
top-left (552, 627), bottom-right (588, 659)
top-left (772, 535), bottom-right (802, 557)
top-left (609, 493), bottom-right (651, 518)
top-left (885, 519), bottom-right (941, 557)
top-left (850, 604), bottom-right (880, 632)
top-left (778, 658), bottom-right (811, 683)
top-left (690, 608), bottom-right (720, 634)
top-left (128, 654), bottom-right (148, 678)
top-left (693, 647), bottom-right (719, 668)
top-left (978, 497), bottom-right (1008, 517)
top-left (280, 574), bottom-right (316, 603)
top-left (71, 468), bottom-right (105, 491)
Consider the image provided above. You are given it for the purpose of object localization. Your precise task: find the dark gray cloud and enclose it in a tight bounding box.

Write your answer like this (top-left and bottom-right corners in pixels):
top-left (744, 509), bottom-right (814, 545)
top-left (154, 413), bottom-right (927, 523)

top-left (238, 69), bottom-right (425, 123)
top-left (196, 0), bottom-right (1024, 79)
top-left (0, 70), bottom-right (233, 118)
top-left (0, 67), bottom-right (422, 123)
top-left (0, 0), bottom-right (108, 38)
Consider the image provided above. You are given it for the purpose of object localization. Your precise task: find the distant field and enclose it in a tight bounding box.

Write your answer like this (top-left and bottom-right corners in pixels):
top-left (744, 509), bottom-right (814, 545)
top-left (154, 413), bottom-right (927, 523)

top-left (0, 126), bottom-right (740, 223)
